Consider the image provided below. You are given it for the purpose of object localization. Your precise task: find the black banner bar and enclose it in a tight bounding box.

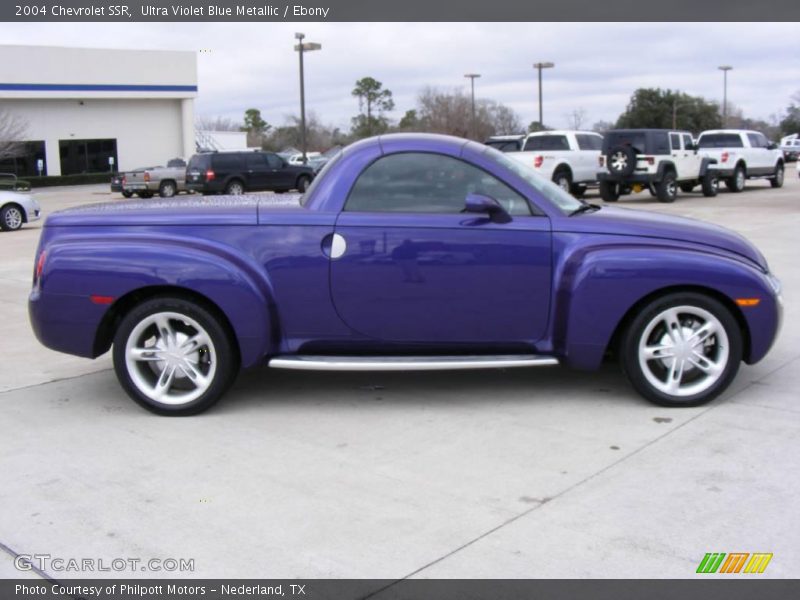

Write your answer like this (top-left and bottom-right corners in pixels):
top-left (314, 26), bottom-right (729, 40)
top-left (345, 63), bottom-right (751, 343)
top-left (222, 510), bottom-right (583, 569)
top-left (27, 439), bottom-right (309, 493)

top-left (2, 579), bottom-right (799, 600)
top-left (2, 0), bottom-right (800, 22)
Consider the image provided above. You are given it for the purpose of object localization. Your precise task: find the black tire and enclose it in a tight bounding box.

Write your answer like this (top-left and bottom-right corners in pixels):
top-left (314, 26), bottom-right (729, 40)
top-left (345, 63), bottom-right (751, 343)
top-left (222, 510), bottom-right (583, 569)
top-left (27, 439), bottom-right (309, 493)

top-left (121, 190), bottom-right (134, 198)
top-left (656, 171), bottom-right (678, 203)
top-left (112, 297), bottom-right (239, 416)
top-left (701, 172), bottom-right (719, 197)
top-left (725, 165), bottom-right (745, 193)
top-left (620, 292), bottom-right (742, 407)
top-left (136, 191), bottom-right (154, 199)
top-left (770, 163), bottom-right (784, 188)
top-left (570, 184), bottom-right (587, 198)
top-left (296, 175), bottom-right (312, 193)
top-left (225, 179), bottom-right (245, 195)
top-left (552, 169), bottom-right (572, 194)
top-left (606, 145), bottom-right (637, 177)
top-left (159, 180), bottom-right (177, 198)
top-left (679, 182), bottom-right (695, 193)
top-left (0, 204), bottom-right (24, 231)
top-left (599, 180), bottom-right (620, 202)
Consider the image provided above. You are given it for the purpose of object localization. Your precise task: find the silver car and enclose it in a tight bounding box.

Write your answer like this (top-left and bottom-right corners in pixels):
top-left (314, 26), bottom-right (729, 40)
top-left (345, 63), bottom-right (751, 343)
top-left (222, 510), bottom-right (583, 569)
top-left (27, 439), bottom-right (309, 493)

top-left (0, 190), bottom-right (42, 231)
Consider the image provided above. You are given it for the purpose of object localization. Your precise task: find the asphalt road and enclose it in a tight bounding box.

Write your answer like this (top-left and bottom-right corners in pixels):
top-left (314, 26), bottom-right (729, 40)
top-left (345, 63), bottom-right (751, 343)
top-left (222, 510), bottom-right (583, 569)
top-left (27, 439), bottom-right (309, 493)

top-left (1, 170), bottom-right (798, 581)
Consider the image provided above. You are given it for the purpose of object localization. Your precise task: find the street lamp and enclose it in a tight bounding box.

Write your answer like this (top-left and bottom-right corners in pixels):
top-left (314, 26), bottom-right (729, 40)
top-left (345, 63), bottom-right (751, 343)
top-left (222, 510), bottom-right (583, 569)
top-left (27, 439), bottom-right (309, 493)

top-left (533, 62), bottom-right (555, 129)
top-left (718, 65), bottom-right (733, 127)
top-left (294, 32), bottom-right (322, 164)
top-left (464, 73), bottom-right (481, 139)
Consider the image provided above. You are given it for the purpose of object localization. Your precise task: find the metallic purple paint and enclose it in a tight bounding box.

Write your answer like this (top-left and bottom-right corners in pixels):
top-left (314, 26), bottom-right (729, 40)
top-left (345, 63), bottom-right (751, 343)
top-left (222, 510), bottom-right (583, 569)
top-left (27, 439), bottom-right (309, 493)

top-left (29, 134), bottom-right (781, 382)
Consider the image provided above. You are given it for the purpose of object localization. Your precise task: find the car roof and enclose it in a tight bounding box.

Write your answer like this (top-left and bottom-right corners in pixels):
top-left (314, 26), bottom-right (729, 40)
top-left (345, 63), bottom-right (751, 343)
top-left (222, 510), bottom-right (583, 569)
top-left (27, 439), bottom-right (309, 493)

top-left (699, 129), bottom-right (758, 135)
top-left (485, 135), bottom-right (525, 141)
top-left (526, 130), bottom-right (601, 136)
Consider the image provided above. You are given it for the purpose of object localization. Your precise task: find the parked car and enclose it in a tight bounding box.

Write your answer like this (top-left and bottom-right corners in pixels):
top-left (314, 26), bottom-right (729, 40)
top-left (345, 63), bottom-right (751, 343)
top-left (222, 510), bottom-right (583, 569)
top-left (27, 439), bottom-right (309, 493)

top-left (29, 134), bottom-right (782, 415)
top-left (598, 129), bottom-right (719, 203)
top-left (696, 130), bottom-right (784, 192)
top-left (779, 136), bottom-right (799, 161)
top-left (287, 152), bottom-right (321, 166)
top-left (185, 150), bottom-right (315, 195)
top-left (122, 159), bottom-right (189, 199)
top-left (1, 190), bottom-right (41, 231)
top-left (484, 134), bottom-right (526, 153)
top-left (110, 173), bottom-right (129, 197)
top-left (507, 130), bottom-right (603, 196)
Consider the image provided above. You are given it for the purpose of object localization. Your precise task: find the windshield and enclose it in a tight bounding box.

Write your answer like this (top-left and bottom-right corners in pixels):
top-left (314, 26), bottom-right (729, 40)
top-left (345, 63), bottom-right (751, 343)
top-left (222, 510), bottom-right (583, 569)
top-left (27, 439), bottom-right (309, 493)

top-left (482, 146), bottom-right (583, 214)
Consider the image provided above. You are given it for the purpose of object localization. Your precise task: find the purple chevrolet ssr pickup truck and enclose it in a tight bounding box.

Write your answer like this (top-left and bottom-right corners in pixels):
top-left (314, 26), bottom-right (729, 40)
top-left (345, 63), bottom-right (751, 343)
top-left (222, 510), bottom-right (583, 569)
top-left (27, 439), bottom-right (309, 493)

top-left (29, 134), bottom-right (782, 415)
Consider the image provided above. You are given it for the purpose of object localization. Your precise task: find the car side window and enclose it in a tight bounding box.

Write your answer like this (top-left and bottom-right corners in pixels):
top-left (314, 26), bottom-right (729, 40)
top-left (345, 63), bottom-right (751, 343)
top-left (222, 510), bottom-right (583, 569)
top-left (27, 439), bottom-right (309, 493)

top-left (670, 133), bottom-right (681, 151)
top-left (682, 134), bottom-right (693, 149)
top-left (266, 154), bottom-right (284, 169)
top-left (245, 154), bottom-right (268, 170)
top-left (747, 133), bottom-right (761, 148)
top-left (212, 154), bottom-right (242, 170)
top-left (345, 152), bottom-right (532, 216)
top-left (576, 134), bottom-right (603, 151)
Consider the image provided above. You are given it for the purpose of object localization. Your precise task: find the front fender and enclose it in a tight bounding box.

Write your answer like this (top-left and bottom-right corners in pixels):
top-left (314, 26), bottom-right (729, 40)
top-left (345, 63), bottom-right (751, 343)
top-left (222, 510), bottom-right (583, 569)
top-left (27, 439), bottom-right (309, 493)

top-left (33, 232), bottom-right (276, 367)
top-left (552, 235), bottom-right (780, 370)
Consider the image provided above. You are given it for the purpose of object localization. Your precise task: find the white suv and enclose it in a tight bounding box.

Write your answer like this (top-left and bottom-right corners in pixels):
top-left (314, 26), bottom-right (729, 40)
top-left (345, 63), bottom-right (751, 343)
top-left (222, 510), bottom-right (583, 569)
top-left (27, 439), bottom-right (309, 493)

top-left (598, 129), bottom-right (719, 203)
top-left (696, 129), bottom-right (784, 192)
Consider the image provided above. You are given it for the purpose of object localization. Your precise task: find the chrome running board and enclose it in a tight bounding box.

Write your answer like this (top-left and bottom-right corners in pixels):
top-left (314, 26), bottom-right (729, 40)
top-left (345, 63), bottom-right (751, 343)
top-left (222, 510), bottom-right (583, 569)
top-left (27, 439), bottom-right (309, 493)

top-left (268, 355), bottom-right (559, 371)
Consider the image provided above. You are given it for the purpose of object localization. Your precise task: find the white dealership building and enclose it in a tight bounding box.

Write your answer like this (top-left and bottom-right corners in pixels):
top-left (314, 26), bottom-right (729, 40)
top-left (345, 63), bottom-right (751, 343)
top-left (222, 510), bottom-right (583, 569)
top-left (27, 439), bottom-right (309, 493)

top-left (0, 45), bottom-right (197, 176)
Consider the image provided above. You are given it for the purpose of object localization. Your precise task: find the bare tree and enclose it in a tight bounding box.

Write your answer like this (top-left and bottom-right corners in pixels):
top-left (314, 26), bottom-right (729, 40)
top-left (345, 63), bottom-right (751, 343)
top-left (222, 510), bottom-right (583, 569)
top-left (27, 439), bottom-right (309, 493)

top-left (0, 109), bottom-right (28, 161)
top-left (414, 87), bottom-right (522, 140)
top-left (195, 115), bottom-right (242, 132)
top-left (565, 107), bottom-right (587, 130)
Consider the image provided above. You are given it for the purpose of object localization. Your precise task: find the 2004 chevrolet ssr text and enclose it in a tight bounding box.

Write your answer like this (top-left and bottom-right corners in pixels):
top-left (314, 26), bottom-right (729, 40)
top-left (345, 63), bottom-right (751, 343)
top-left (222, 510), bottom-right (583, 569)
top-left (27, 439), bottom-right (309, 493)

top-left (28, 134), bottom-right (783, 415)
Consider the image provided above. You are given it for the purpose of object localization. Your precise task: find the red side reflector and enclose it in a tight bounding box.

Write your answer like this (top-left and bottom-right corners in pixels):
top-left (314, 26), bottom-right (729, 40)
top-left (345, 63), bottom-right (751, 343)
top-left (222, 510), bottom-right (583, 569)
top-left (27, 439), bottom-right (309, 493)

top-left (90, 295), bottom-right (115, 305)
top-left (721, 152), bottom-right (729, 163)
top-left (35, 251), bottom-right (47, 280)
top-left (735, 298), bottom-right (760, 307)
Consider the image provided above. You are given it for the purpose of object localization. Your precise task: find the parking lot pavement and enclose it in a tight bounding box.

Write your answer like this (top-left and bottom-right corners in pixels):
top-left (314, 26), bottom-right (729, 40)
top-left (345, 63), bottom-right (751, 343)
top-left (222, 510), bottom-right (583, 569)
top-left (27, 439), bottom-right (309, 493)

top-left (0, 175), bottom-right (798, 581)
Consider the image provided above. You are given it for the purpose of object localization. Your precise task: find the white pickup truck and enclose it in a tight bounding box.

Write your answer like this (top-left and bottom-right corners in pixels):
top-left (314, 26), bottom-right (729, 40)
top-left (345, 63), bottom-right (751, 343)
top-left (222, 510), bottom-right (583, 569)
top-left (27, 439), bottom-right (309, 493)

top-left (506, 130), bottom-right (603, 196)
top-left (696, 129), bottom-right (784, 192)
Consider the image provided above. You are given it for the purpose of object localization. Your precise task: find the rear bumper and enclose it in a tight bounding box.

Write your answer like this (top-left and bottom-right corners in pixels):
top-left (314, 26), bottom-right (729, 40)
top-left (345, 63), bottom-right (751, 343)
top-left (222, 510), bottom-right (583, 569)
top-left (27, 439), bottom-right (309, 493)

top-left (598, 172), bottom-right (659, 184)
top-left (29, 289), bottom-right (106, 359)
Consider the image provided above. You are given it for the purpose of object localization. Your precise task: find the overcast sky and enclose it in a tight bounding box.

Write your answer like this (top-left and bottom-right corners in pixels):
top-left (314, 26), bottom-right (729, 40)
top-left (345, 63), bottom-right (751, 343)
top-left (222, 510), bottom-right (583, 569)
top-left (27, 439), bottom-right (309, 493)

top-left (2, 22), bottom-right (798, 132)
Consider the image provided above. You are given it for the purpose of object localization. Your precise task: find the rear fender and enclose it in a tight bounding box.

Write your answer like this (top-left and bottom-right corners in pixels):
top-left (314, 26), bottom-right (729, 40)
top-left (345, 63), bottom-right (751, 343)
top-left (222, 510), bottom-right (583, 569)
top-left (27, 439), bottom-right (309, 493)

top-left (40, 233), bottom-right (277, 367)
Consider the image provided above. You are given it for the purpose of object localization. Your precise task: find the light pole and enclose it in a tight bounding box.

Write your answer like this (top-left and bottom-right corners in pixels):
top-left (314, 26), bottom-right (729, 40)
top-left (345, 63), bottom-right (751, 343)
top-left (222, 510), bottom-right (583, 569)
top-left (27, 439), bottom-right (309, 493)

top-left (533, 62), bottom-right (555, 129)
top-left (294, 32), bottom-right (321, 164)
top-left (464, 73), bottom-right (481, 139)
top-left (718, 65), bottom-right (733, 127)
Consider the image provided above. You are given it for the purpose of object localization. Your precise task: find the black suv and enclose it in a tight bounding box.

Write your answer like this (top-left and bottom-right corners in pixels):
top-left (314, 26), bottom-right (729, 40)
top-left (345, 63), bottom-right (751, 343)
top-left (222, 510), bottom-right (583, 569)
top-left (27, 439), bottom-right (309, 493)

top-left (598, 129), bottom-right (718, 203)
top-left (186, 151), bottom-right (315, 195)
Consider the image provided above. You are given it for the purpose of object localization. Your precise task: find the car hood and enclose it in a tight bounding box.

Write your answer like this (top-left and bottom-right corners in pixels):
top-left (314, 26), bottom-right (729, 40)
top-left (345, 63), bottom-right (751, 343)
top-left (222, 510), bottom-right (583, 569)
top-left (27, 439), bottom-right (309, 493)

top-left (562, 206), bottom-right (768, 271)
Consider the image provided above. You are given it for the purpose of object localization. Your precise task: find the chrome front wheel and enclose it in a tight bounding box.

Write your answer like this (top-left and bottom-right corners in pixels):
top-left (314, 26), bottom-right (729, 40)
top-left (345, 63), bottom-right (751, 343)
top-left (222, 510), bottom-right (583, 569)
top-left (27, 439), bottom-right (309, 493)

top-left (113, 298), bottom-right (238, 415)
top-left (622, 293), bottom-right (742, 407)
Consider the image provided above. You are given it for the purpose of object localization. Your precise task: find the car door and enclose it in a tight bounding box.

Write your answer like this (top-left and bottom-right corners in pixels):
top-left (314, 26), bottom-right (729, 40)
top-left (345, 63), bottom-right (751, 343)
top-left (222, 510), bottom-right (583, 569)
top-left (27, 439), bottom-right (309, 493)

top-left (265, 153), bottom-right (295, 190)
top-left (244, 153), bottom-right (271, 190)
top-left (668, 132), bottom-right (688, 178)
top-left (682, 133), bottom-right (701, 177)
top-left (575, 133), bottom-right (603, 182)
top-left (329, 151), bottom-right (552, 345)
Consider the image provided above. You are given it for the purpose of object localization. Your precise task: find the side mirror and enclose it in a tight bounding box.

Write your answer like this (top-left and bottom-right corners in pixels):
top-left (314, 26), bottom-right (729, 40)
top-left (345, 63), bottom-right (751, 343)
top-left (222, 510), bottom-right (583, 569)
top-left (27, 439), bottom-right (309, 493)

top-left (464, 193), bottom-right (511, 222)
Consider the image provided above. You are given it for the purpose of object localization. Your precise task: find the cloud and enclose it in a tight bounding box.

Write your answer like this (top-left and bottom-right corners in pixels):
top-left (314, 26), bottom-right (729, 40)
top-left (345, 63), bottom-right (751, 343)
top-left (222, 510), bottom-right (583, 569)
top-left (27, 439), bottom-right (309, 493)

top-left (1, 21), bottom-right (797, 131)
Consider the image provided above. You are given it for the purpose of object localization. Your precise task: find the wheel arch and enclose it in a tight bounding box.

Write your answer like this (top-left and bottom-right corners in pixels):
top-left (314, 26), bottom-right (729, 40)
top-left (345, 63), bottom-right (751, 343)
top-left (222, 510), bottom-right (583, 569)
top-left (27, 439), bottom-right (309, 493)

top-left (552, 164), bottom-right (572, 179)
top-left (605, 284), bottom-right (751, 363)
top-left (93, 285), bottom-right (241, 369)
top-left (1, 201), bottom-right (28, 223)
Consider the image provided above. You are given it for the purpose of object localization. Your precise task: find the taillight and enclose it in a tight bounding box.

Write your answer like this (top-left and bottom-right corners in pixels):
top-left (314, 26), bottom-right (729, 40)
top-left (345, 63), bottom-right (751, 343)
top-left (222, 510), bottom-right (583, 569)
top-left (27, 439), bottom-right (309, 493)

top-left (598, 156), bottom-right (605, 167)
top-left (206, 169), bottom-right (215, 181)
top-left (643, 157), bottom-right (655, 165)
top-left (35, 250), bottom-right (46, 284)
top-left (721, 152), bottom-right (729, 163)
top-left (533, 155), bottom-right (544, 168)
top-left (144, 172), bottom-right (150, 183)
top-left (121, 176), bottom-right (127, 185)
